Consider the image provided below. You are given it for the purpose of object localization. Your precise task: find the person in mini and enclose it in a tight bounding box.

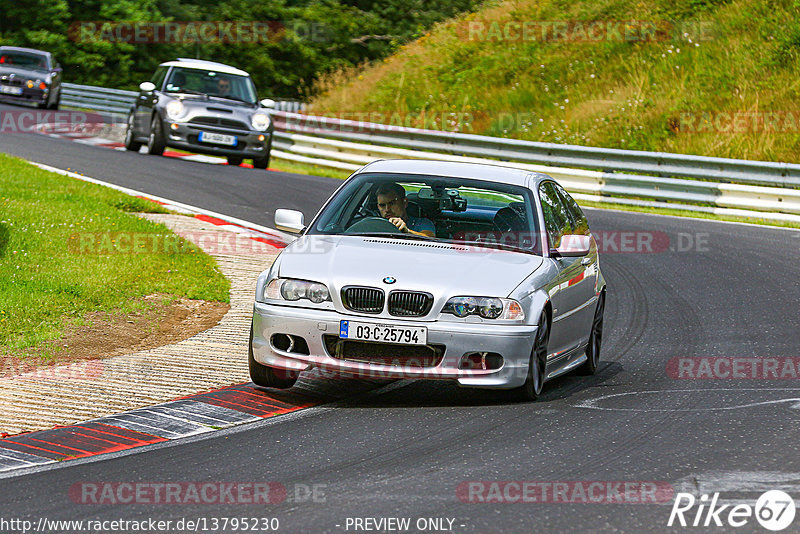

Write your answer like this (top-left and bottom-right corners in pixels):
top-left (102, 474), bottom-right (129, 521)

top-left (216, 77), bottom-right (232, 95)
top-left (376, 182), bottom-right (435, 237)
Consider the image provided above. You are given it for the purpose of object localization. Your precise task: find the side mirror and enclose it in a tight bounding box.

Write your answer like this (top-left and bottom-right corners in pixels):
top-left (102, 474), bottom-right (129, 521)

top-left (275, 209), bottom-right (305, 234)
top-left (554, 234), bottom-right (590, 257)
top-left (260, 98), bottom-right (276, 109)
top-left (139, 81), bottom-right (156, 93)
top-left (53, 63), bottom-right (62, 73)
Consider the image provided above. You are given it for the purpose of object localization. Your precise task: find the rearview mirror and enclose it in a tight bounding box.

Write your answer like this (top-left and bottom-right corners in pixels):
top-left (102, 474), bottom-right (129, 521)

top-left (139, 81), bottom-right (156, 93)
top-left (260, 98), bottom-right (276, 109)
top-left (275, 209), bottom-right (305, 234)
top-left (555, 234), bottom-right (590, 257)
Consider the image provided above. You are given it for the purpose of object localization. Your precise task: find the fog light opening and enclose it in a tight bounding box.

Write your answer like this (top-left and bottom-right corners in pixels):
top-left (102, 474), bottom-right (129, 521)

top-left (170, 123), bottom-right (180, 130)
top-left (258, 134), bottom-right (265, 142)
top-left (270, 334), bottom-right (310, 355)
top-left (459, 352), bottom-right (503, 370)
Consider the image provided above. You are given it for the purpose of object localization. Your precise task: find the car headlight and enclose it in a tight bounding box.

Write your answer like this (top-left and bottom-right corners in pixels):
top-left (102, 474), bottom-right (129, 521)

top-left (166, 99), bottom-right (185, 120)
top-left (442, 296), bottom-right (525, 320)
top-left (251, 112), bottom-right (270, 131)
top-left (265, 278), bottom-right (330, 304)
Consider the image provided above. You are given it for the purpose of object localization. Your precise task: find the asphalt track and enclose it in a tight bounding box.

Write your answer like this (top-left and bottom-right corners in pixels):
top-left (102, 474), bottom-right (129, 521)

top-left (2, 102), bottom-right (800, 532)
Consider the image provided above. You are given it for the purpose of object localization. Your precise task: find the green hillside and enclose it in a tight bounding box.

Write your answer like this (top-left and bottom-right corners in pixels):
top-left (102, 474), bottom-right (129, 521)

top-left (310, 0), bottom-right (800, 162)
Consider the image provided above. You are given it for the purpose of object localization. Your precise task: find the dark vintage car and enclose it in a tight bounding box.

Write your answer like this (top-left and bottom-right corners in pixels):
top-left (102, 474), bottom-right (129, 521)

top-left (124, 58), bottom-right (275, 169)
top-left (0, 46), bottom-right (62, 109)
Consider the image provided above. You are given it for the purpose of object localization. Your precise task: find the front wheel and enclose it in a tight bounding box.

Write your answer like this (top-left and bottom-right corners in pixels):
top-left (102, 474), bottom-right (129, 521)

top-left (514, 310), bottom-right (550, 401)
top-left (248, 326), bottom-right (298, 389)
top-left (147, 115), bottom-right (165, 156)
top-left (576, 292), bottom-right (605, 375)
top-left (124, 113), bottom-right (142, 152)
top-left (252, 139), bottom-right (272, 169)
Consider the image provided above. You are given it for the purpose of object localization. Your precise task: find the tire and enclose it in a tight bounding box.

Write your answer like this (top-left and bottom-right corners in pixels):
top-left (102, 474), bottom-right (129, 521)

top-left (248, 325), bottom-right (298, 389)
top-left (48, 90), bottom-right (60, 110)
top-left (147, 115), bottom-right (165, 156)
top-left (252, 138), bottom-right (272, 169)
top-left (514, 310), bottom-right (550, 401)
top-left (576, 292), bottom-right (605, 375)
top-left (227, 156), bottom-right (243, 166)
top-left (124, 113), bottom-right (142, 152)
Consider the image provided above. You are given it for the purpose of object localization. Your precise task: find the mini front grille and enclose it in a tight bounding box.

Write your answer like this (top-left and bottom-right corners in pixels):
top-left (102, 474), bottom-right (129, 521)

top-left (342, 286), bottom-right (384, 314)
top-left (188, 116), bottom-right (249, 130)
top-left (323, 335), bottom-right (445, 367)
top-left (388, 291), bottom-right (433, 317)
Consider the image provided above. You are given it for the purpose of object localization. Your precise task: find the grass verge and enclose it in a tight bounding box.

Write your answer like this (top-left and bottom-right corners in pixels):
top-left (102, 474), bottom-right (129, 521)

top-left (0, 153), bottom-right (230, 359)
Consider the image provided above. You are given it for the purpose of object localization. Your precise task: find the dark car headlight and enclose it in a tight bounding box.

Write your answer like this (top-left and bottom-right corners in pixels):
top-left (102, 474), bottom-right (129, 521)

top-left (265, 278), bottom-right (331, 304)
top-left (442, 296), bottom-right (524, 320)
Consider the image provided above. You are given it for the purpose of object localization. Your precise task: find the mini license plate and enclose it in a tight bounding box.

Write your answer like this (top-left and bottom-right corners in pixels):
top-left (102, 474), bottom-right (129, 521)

top-left (198, 131), bottom-right (237, 146)
top-left (339, 320), bottom-right (427, 345)
top-left (0, 85), bottom-right (22, 95)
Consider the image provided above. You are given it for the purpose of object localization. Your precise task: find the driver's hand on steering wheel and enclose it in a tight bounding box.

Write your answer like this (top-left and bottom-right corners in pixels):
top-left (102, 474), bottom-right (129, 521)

top-left (388, 217), bottom-right (408, 232)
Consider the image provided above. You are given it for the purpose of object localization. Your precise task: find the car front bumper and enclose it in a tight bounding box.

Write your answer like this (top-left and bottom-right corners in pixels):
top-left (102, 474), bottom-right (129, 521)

top-left (163, 119), bottom-right (271, 158)
top-left (251, 302), bottom-right (538, 389)
top-left (0, 85), bottom-right (48, 105)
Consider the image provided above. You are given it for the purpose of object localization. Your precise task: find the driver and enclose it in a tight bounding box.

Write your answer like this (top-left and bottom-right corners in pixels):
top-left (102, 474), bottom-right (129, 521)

top-left (376, 183), bottom-right (435, 237)
top-left (216, 77), bottom-right (232, 95)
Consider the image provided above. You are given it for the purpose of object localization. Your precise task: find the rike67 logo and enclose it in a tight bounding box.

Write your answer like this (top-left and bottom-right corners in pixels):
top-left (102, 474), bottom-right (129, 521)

top-left (668, 490), bottom-right (796, 531)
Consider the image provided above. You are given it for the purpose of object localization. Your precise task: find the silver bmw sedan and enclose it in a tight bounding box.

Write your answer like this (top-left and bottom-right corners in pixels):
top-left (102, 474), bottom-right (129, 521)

top-left (250, 159), bottom-right (606, 400)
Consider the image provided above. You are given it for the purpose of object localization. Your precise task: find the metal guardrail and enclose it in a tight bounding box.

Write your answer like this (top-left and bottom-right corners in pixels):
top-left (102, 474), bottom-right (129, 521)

top-left (58, 83), bottom-right (800, 222)
top-left (271, 113), bottom-right (800, 223)
top-left (61, 83), bottom-right (138, 114)
top-left (272, 112), bottom-right (800, 189)
top-left (61, 83), bottom-right (304, 114)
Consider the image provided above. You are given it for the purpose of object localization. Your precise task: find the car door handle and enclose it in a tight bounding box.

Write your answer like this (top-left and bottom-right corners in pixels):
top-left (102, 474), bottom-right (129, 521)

top-left (581, 257), bottom-right (592, 265)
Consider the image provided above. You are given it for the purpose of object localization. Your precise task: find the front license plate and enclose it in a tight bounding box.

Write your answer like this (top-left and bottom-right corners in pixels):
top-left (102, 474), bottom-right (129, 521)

top-left (198, 131), bottom-right (237, 146)
top-left (0, 85), bottom-right (22, 95)
top-left (339, 320), bottom-right (427, 345)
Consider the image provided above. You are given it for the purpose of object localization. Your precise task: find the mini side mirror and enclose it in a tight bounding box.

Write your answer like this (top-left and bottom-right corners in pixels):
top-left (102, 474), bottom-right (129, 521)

top-left (275, 209), bottom-right (305, 234)
top-left (139, 81), bottom-right (156, 93)
top-left (260, 98), bottom-right (276, 109)
top-left (554, 234), bottom-right (591, 257)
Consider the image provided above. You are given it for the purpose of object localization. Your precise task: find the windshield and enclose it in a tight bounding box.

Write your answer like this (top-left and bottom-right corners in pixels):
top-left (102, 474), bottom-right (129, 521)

top-left (0, 52), bottom-right (49, 71)
top-left (164, 67), bottom-right (257, 104)
top-left (309, 173), bottom-right (543, 255)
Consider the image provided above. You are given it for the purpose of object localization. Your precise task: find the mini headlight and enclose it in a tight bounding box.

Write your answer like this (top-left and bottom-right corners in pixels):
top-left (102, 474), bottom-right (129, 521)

top-left (251, 112), bottom-right (270, 131)
top-left (442, 296), bottom-right (525, 320)
top-left (26, 80), bottom-right (34, 89)
top-left (166, 99), bottom-right (185, 120)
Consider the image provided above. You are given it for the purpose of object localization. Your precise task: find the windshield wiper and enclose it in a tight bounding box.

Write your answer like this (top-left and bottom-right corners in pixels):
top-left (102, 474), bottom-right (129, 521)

top-left (206, 93), bottom-right (254, 104)
top-left (167, 88), bottom-right (207, 97)
top-left (348, 232), bottom-right (437, 241)
top-left (457, 240), bottom-right (532, 254)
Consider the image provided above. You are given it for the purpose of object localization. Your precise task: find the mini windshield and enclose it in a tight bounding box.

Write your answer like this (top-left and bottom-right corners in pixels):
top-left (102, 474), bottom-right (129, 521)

top-left (164, 67), bottom-right (257, 104)
top-left (0, 52), bottom-right (49, 71)
top-left (309, 173), bottom-right (543, 255)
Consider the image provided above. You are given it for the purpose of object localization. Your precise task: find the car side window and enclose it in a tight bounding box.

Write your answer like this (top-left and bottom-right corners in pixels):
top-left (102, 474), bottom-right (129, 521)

top-left (539, 182), bottom-right (572, 249)
top-left (151, 67), bottom-right (168, 91)
top-left (552, 183), bottom-right (589, 235)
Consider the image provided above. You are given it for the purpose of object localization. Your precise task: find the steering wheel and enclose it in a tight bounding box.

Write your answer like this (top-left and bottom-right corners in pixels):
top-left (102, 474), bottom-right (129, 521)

top-left (344, 217), bottom-right (403, 234)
